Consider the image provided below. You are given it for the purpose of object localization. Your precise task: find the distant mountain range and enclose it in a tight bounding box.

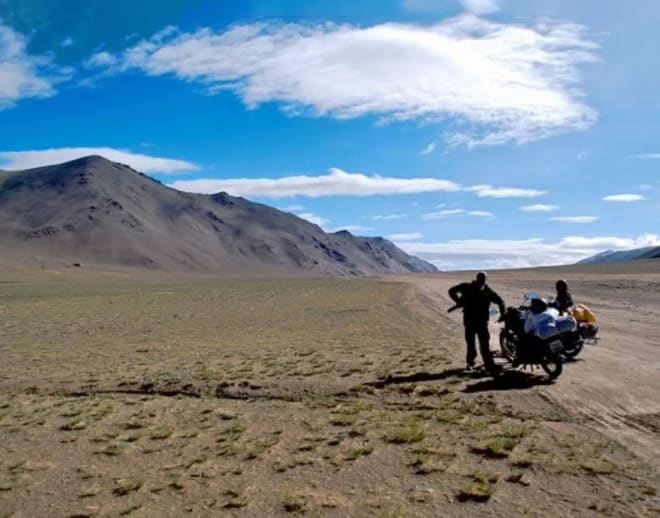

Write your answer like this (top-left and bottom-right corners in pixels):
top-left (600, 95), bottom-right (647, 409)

top-left (0, 156), bottom-right (437, 275)
top-left (577, 246), bottom-right (660, 264)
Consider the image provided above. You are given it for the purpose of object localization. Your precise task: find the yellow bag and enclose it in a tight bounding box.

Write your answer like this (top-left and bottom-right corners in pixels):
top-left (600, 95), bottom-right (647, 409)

top-left (571, 303), bottom-right (596, 323)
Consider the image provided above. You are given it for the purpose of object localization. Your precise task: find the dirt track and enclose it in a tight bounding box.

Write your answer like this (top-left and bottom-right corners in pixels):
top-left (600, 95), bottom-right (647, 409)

top-left (403, 263), bottom-right (660, 474)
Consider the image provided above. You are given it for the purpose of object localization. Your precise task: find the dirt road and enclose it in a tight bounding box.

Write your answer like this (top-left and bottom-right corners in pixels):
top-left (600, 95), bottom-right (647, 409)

top-left (403, 263), bottom-right (660, 473)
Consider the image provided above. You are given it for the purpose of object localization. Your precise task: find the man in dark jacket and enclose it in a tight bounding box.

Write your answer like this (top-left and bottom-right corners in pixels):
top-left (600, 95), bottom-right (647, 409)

top-left (448, 272), bottom-right (506, 373)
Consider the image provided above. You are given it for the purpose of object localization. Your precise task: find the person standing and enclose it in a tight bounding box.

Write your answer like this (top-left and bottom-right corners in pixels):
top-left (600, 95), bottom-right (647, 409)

top-left (448, 272), bottom-right (506, 373)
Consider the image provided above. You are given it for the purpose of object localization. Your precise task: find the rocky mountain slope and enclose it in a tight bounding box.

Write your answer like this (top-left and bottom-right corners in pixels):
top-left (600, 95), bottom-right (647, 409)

top-left (0, 156), bottom-right (437, 275)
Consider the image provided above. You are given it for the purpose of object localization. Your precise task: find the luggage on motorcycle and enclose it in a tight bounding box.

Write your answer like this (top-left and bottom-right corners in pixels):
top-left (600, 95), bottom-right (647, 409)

top-left (524, 308), bottom-right (576, 339)
top-left (571, 304), bottom-right (596, 323)
top-left (524, 310), bottom-right (558, 339)
top-left (555, 315), bottom-right (577, 334)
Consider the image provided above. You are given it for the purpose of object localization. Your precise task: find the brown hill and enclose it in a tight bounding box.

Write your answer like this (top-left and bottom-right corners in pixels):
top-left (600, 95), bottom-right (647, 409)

top-left (0, 156), bottom-right (436, 275)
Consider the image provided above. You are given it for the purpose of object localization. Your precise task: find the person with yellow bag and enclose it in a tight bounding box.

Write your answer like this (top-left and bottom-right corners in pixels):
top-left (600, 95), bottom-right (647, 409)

top-left (553, 279), bottom-right (599, 342)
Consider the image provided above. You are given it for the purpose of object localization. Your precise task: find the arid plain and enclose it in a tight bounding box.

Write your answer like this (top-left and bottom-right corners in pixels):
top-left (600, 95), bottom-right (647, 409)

top-left (1, 261), bottom-right (659, 517)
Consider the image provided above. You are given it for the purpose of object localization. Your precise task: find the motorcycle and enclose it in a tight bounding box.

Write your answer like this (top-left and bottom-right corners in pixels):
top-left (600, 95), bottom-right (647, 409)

top-left (498, 293), bottom-right (568, 379)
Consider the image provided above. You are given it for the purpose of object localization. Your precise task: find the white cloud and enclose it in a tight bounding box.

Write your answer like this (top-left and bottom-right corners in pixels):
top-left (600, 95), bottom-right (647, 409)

top-left (422, 208), bottom-right (466, 219)
top-left (296, 212), bottom-right (330, 229)
top-left (281, 204), bottom-right (305, 212)
top-left (422, 208), bottom-right (494, 219)
top-left (0, 147), bottom-right (199, 174)
top-left (549, 216), bottom-right (598, 223)
top-left (398, 233), bottom-right (660, 270)
top-left (0, 21), bottom-right (71, 110)
top-left (372, 214), bottom-right (408, 221)
top-left (602, 194), bottom-right (646, 202)
top-left (630, 153), bottom-right (660, 159)
top-left (97, 16), bottom-right (598, 146)
top-left (387, 232), bottom-right (424, 241)
top-left (460, 0), bottom-right (499, 15)
top-left (85, 51), bottom-right (118, 68)
top-left (469, 185), bottom-right (547, 198)
top-left (61, 37), bottom-right (74, 48)
top-left (420, 142), bottom-right (436, 155)
top-left (639, 184), bottom-right (652, 191)
top-left (170, 168), bottom-right (461, 198)
top-left (333, 225), bottom-right (374, 234)
top-left (520, 204), bottom-right (559, 211)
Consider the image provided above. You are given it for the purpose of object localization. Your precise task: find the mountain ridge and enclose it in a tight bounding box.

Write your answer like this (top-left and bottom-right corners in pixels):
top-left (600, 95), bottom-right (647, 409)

top-left (0, 155), bottom-right (437, 275)
top-left (577, 246), bottom-right (660, 265)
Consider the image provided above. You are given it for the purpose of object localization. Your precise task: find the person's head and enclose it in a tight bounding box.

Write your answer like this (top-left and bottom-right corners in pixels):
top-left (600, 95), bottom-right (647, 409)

top-left (475, 271), bottom-right (487, 287)
top-left (555, 279), bottom-right (568, 294)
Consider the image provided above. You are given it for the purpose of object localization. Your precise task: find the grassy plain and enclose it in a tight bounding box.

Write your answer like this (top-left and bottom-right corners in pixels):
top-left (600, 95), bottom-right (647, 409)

top-left (0, 271), bottom-right (657, 516)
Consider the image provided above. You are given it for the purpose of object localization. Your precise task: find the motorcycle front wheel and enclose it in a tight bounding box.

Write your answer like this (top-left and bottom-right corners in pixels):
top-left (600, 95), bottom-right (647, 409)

top-left (499, 331), bottom-right (517, 363)
top-left (541, 354), bottom-right (563, 379)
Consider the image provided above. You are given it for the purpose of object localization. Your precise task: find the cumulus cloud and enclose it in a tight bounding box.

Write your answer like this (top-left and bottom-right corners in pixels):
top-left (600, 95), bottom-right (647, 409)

top-left (469, 185), bottom-right (547, 198)
top-left (520, 204), bottom-right (559, 211)
top-left (387, 232), bottom-right (424, 241)
top-left (84, 51), bottom-right (118, 68)
top-left (420, 143), bottom-right (436, 155)
top-left (602, 194), bottom-right (645, 202)
top-left (0, 21), bottom-right (71, 110)
top-left (0, 147), bottom-right (199, 174)
top-left (549, 216), bottom-right (598, 223)
top-left (93, 15), bottom-right (598, 146)
top-left (170, 168), bottom-right (461, 198)
top-left (460, 0), bottom-right (499, 15)
top-left (398, 233), bottom-right (660, 270)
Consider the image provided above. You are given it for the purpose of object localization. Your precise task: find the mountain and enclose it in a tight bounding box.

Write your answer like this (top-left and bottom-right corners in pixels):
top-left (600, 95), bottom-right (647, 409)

top-left (577, 246), bottom-right (660, 264)
top-left (0, 156), bottom-right (437, 275)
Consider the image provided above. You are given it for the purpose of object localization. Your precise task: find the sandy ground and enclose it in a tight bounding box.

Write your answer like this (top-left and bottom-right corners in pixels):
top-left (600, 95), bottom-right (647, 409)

top-left (0, 263), bottom-right (658, 517)
top-left (403, 262), bottom-right (660, 472)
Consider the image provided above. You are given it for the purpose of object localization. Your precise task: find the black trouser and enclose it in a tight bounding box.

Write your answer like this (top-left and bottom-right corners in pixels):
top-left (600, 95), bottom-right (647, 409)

top-left (464, 320), bottom-right (495, 369)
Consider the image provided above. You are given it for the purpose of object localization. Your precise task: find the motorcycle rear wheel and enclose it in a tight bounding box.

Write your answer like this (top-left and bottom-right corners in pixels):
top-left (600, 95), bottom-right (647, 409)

top-left (562, 340), bottom-right (583, 360)
top-left (541, 354), bottom-right (563, 379)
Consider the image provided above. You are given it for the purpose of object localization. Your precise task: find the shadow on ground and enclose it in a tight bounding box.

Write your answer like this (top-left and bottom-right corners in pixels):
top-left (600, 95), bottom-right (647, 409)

top-left (463, 369), bottom-right (555, 393)
top-left (365, 368), bottom-right (490, 388)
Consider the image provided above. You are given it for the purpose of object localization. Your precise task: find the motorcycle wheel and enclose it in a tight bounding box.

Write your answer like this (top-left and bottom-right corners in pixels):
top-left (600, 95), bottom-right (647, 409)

top-left (541, 354), bottom-right (563, 379)
top-left (562, 340), bottom-right (583, 361)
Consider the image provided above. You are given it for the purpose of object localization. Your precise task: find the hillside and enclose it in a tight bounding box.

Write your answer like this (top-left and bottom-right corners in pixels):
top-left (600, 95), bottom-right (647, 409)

top-left (577, 246), bottom-right (660, 264)
top-left (0, 156), bottom-right (436, 275)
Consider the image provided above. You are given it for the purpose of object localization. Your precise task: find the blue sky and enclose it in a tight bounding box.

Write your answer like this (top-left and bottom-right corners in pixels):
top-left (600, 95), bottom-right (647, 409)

top-left (1, 0), bottom-right (659, 269)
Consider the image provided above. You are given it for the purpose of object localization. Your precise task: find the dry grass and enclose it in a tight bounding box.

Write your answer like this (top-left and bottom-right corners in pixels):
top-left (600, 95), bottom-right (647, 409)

top-left (0, 272), bottom-right (657, 516)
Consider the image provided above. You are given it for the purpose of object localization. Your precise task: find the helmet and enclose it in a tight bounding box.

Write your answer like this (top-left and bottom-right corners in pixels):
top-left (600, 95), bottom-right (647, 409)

top-left (556, 279), bottom-right (568, 292)
top-left (530, 297), bottom-right (548, 314)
